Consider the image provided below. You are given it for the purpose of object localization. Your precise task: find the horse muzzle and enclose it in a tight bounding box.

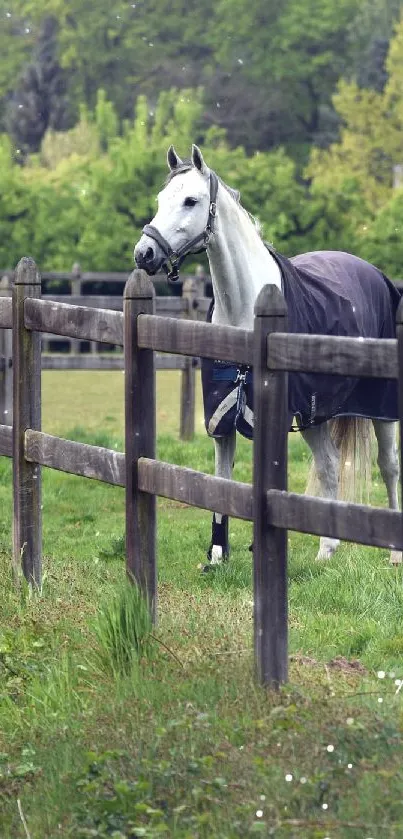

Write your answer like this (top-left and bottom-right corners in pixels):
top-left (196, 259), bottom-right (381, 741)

top-left (134, 237), bottom-right (165, 275)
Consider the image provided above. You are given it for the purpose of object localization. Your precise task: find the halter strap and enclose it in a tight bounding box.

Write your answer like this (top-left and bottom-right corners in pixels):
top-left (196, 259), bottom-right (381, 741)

top-left (142, 171), bottom-right (219, 281)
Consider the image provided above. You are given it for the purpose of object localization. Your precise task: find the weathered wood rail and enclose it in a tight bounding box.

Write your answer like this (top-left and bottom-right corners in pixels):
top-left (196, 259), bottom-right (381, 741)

top-left (0, 271), bottom-right (210, 439)
top-left (0, 259), bottom-right (402, 689)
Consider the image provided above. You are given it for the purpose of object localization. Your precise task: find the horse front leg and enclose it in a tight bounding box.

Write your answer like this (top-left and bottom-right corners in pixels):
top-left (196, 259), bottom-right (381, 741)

top-left (301, 423), bottom-right (341, 560)
top-left (205, 430), bottom-right (237, 569)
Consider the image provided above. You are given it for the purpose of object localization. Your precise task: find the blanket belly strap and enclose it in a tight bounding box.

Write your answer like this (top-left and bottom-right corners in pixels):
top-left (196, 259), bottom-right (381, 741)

top-left (202, 359), bottom-right (254, 439)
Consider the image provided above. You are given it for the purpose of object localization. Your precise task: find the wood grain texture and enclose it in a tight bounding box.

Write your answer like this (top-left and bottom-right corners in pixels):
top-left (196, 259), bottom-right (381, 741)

top-left (0, 296), bottom-right (12, 328)
top-left (0, 423), bottom-right (12, 456)
top-left (268, 333), bottom-right (397, 378)
top-left (138, 458), bottom-right (253, 519)
top-left (266, 490), bottom-right (403, 550)
top-left (24, 298), bottom-right (124, 345)
top-left (12, 257), bottom-right (42, 586)
top-left (124, 270), bottom-right (157, 616)
top-left (25, 429), bottom-right (125, 485)
top-left (137, 314), bottom-right (253, 364)
top-left (253, 285), bottom-right (288, 688)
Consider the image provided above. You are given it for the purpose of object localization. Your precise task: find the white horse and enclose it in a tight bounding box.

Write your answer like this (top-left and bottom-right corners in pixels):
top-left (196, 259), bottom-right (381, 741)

top-left (134, 144), bottom-right (401, 568)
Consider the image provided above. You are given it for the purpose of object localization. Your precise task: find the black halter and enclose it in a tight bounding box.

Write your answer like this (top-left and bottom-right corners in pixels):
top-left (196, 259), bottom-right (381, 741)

top-left (142, 171), bottom-right (219, 282)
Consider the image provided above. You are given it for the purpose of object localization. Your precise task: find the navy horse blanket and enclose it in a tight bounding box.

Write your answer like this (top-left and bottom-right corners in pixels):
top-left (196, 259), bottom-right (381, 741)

top-left (202, 249), bottom-right (401, 438)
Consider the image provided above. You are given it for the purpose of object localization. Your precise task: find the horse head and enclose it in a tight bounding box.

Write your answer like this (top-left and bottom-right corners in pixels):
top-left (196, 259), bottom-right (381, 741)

top-left (134, 145), bottom-right (215, 279)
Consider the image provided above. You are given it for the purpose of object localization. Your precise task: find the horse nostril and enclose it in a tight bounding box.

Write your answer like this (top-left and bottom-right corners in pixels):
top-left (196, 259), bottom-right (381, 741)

top-left (145, 246), bottom-right (154, 262)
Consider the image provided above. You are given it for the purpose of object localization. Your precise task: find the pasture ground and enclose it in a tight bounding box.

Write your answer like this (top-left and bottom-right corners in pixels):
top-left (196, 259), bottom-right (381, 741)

top-left (0, 371), bottom-right (403, 838)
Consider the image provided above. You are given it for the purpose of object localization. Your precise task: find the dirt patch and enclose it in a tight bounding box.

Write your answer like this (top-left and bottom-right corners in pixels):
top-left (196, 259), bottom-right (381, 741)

top-left (328, 655), bottom-right (367, 674)
top-left (290, 654), bottom-right (318, 667)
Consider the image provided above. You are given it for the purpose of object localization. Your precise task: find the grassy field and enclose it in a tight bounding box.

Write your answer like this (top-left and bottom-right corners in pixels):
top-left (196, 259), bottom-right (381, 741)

top-left (0, 370), bottom-right (403, 838)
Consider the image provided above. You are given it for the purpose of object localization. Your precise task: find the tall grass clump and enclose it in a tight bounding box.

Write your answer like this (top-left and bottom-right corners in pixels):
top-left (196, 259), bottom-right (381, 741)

top-left (93, 579), bottom-right (153, 676)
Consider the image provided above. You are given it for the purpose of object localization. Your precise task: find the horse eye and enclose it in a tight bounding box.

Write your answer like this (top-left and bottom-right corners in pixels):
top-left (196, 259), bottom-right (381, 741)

top-left (184, 197), bottom-right (197, 208)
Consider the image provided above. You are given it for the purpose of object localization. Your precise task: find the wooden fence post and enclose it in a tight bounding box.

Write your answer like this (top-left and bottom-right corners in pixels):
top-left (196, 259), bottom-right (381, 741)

top-left (124, 269), bottom-right (156, 618)
top-left (0, 273), bottom-right (13, 426)
top-left (12, 257), bottom-right (42, 586)
top-left (180, 277), bottom-right (199, 440)
top-left (253, 284), bottom-right (288, 687)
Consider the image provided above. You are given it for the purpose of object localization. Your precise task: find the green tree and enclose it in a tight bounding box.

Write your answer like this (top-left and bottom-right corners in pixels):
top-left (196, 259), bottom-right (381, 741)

top-left (6, 16), bottom-right (69, 153)
top-left (308, 14), bottom-right (403, 208)
top-left (358, 192), bottom-right (403, 277)
top-left (5, 0), bottom-right (365, 156)
top-left (305, 14), bottom-right (403, 275)
top-left (0, 134), bottom-right (33, 265)
top-left (0, 2), bottom-right (35, 128)
top-left (0, 88), bottom-right (320, 271)
top-left (347, 0), bottom-right (402, 91)
top-left (213, 0), bottom-right (361, 151)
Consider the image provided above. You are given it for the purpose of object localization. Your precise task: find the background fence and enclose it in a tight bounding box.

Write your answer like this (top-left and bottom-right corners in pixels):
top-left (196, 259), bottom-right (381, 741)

top-left (0, 258), bottom-right (402, 689)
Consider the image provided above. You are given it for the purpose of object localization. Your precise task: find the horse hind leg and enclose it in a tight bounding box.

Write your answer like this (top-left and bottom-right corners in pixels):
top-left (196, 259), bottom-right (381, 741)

top-left (301, 422), bottom-right (341, 560)
top-left (373, 420), bottom-right (402, 565)
top-left (206, 431), bottom-right (236, 569)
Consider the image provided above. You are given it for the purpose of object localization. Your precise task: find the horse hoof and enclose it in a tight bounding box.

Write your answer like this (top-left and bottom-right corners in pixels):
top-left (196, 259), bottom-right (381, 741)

top-left (207, 544), bottom-right (229, 565)
top-left (200, 562), bottom-right (215, 573)
top-left (316, 538), bottom-right (340, 561)
top-left (315, 549), bottom-right (334, 561)
top-left (390, 550), bottom-right (403, 566)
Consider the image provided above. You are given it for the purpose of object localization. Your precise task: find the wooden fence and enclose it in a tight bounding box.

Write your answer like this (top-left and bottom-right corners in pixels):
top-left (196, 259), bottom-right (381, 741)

top-left (0, 268), bottom-right (211, 439)
top-left (1, 258), bottom-right (403, 689)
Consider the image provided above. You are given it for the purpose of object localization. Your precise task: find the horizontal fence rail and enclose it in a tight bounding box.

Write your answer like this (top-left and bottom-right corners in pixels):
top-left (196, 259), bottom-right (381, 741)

top-left (138, 458), bottom-right (253, 520)
top-left (138, 314), bottom-right (253, 364)
top-left (266, 490), bottom-right (403, 550)
top-left (269, 333), bottom-right (398, 378)
top-left (25, 430), bottom-right (125, 486)
top-left (25, 298), bottom-right (124, 345)
top-left (40, 294), bottom-right (211, 316)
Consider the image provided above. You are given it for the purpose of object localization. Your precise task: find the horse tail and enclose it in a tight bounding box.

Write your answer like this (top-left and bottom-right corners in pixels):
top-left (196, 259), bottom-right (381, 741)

top-left (305, 417), bottom-right (373, 502)
top-left (331, 417), bottom-right (372, 502)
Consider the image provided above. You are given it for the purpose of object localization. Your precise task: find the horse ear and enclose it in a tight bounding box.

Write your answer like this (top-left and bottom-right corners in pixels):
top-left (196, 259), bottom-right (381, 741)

top-left (191, 144), bottom-right (208, 174)
top-left (167, 145), bottom-right (183, 170)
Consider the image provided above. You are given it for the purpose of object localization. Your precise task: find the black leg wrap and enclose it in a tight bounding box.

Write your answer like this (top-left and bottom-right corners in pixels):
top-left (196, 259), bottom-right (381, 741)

top-left (205, 514), bottom-right (230, 569)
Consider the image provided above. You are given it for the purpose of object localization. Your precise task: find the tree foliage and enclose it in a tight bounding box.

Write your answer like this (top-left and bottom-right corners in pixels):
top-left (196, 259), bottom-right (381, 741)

top-left (306, 14), bottom-right (403, 276)
top-left (1, 1), bottom-right (403, 276)
top-left (6, 16), bottom-right (69, 153)
top-left (1, 0), bottom-right (391, 155)
top-left (0, 88), bottom-right (336, 271)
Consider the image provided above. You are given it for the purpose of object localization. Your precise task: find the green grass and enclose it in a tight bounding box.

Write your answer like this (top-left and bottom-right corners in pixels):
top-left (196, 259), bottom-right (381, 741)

top-left (0, 370), bottom-right (402, 837)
